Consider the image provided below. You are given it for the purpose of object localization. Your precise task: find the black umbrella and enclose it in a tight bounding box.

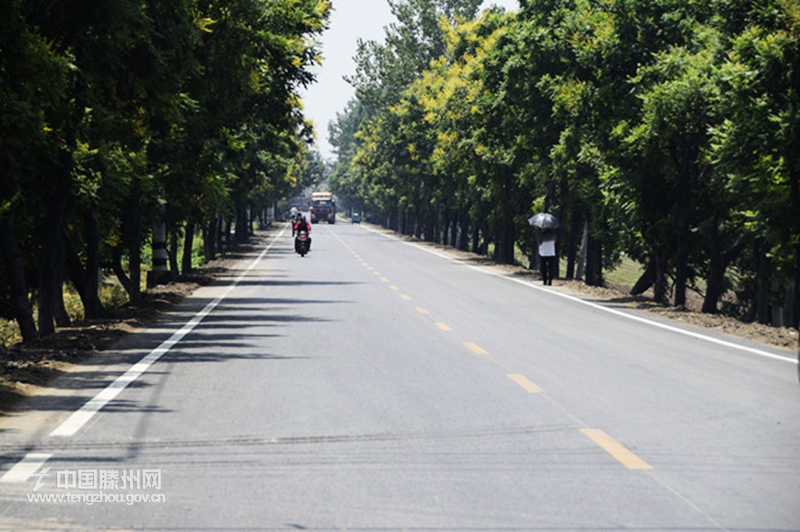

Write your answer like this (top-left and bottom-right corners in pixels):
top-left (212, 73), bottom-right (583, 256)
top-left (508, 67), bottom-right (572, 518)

top-left (527, 212), bottom-right (560, 229)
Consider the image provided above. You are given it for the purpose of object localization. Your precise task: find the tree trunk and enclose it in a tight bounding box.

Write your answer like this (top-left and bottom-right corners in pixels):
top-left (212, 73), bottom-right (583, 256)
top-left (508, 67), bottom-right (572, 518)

top-left (495, 168), bottom-right (516, 265)
top-left (792, 242), bottom-right (800, 329)
top-left (576, 221), bottom-right (588, 282)
top-left (0, 211), bottom-right (38, 342)
top-left (208, 219), bottom-right (216, 262)
top-left (790, 168), bottom-right (800, 328)
top-left (83, 202), bottom-right (105, 319)
top-left (128, 197), bottom-right (142, 302)
top-left (203, 219), bottom-right (214, 263)
top-left (458, 214), bottom-right (469, 252)
top-left (631, 258), bottom-right (655, 296)
top-left (235, 199), bottom-right (248, 244)
top-left (214, 217), bottom-right (223, 256)
top-left (653, 249), bottom-right (669, 304)
top-left (182, 221), bottom-right (195, 275)
top-left (701, 223), bottom-right (724, 314)
top-left (220, 217), bottom-right (228, 253)
top-left (69, 202), bottom-right (104, 319)
top-left (672, 138), bottom-right (699, 308)
top-left (441, 209), bottom-right (450, 246)
top-left (201, 226), bottom-right (209, 264)
top-left (754, 237), bottom-right (771, 324)
top-left (38, 149), bottom-right (73, 335)
top-left (111, 246), bottom-right (132, 296)
top-left (585, 234), bottom-right (603, 287)
top-left (52, 243), bottom-right (71, 328)
top-left (434, 204), bottom-right (441, 244)
top-left (495, 220), bottom-right (515, 265)
top-left (480, 221), bottom-right (491, 256)
top-left (169, 224), bottom-right (179, 275)
top-left (149, 211), bottom-right (169, 288)
top-left (248, 203), bottom-right (256, 236)
top-left (565, 213), bottom-right (579, 280)
top-left (424, 209), bottom-right (435, 242)
top-left (471, 222), bottom-right (480, 254)
top-left (674, 186), bottom-right (692, 307)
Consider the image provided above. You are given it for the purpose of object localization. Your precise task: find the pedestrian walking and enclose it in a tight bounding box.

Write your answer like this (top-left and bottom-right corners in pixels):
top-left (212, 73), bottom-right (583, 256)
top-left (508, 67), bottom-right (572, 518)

top-left (538, 229), bottom-right (557, 285)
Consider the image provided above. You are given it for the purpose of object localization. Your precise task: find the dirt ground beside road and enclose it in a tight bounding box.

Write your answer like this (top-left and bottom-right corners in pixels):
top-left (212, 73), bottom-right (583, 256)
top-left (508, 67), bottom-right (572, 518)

top-left (555, 278), bottom-right (798, 350)
top-left (379, 228), bottom-right (799, 352)
top-left (0, 232), bottom-right (272, 417)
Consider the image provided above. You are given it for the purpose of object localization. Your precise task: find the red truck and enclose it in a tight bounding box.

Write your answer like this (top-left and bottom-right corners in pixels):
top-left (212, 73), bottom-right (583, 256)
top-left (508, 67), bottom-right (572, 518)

top-left (310, 191), bottom-right (336, 224)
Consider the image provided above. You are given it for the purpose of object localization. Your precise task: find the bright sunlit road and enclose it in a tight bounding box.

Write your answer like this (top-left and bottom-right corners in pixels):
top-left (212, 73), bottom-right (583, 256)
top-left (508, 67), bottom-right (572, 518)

top-left (1, 220), bottom-right (799, 530)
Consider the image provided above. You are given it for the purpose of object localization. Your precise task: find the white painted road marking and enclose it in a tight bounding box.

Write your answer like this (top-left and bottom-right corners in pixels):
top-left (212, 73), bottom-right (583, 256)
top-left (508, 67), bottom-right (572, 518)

top-left (51, 227), bottom-right (286, 438)
top-left (0, 453), bottom-right (52, 484)
top-left (362, 225), bottom-right (795, 365)
top-left (0, 228), bottom-right (287, 484)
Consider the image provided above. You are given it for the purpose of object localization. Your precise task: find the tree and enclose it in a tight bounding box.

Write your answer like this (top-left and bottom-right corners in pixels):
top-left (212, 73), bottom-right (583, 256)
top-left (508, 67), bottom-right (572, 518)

top-left (622, 24), bottom-right (723, 307)
top-left (712, 1), bottom-right (800, 324)
top-left (0, 0), bottom-right (331, 342)
top-left (0, 0), bottom-right (71, 339)
top-left (342, 0), bottom-right (487, 235)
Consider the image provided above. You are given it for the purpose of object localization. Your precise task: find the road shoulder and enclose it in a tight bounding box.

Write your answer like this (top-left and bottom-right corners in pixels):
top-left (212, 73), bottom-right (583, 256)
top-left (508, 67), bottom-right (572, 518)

top-left (360, 222), bottom-right (797, 352)
top-left (0, 227), bottom-right (284, 420)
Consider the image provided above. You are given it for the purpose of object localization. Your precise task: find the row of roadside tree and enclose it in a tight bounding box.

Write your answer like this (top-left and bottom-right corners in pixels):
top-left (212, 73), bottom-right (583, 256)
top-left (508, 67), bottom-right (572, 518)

top-left (0, 0), bottom-right (331, 342)
top-left (328, 0), bottom-right (800, 327)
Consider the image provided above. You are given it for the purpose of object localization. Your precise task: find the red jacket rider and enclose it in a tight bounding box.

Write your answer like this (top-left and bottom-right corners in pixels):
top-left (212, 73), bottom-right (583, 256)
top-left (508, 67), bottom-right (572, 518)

top-left (293, 216), bottom-right (311, 236)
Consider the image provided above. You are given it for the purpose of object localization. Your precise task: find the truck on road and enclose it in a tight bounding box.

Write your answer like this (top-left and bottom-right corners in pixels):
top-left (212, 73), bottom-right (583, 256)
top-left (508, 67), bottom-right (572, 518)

top-left (310, 191), bottom-right (336, 224)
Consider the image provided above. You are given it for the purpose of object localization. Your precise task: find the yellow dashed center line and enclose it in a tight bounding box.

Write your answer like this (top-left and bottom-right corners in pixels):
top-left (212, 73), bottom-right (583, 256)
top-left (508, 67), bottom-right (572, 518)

top-left (335, 230), bottom-right (655, 474)
top-left (335, 232), bottom-right (656, 475)
top-left (463, 342), bottom-right (488, 355)
top-left (507, 374), bottom-right (546, 394)
top-left (581, 429), bottom-right (653, 470)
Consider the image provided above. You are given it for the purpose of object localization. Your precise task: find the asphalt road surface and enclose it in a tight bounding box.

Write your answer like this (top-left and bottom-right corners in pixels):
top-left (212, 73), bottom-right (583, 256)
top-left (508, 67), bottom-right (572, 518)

top-left (1, 221), bottom-right (799, 530)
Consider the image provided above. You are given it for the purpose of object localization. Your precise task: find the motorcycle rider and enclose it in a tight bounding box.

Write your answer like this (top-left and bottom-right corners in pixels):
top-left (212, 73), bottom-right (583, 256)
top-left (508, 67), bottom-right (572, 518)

top-left (293, 214), bottom-right (312, 252)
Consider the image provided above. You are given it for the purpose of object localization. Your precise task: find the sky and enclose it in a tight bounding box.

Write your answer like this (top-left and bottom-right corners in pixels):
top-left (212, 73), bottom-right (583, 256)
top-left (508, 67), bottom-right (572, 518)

top-left (300, 0), bottom-right (520, 161)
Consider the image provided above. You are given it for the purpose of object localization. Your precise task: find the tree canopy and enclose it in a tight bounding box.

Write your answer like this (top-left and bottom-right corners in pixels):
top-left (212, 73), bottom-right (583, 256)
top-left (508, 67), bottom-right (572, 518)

top-left (0, 0), bottom-right (330, 341)
top-left (329, 0), bottom-right (799, 327)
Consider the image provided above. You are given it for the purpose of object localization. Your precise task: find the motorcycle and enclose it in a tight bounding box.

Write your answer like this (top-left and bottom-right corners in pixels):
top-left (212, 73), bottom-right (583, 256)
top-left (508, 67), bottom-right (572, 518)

top-left (294, 231), bottom-right (310, 257)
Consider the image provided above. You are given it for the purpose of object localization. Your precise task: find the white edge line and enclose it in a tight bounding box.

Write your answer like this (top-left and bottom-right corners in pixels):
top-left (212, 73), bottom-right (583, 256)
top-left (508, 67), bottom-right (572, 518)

top-left (362, 224), bottom-right (795, 365)
top-left (49, 226), bottom-right (287, 439)
top-left (2, 227), bottom-right (289, 481)
top-left (0, 453), bottom-right (53, 484)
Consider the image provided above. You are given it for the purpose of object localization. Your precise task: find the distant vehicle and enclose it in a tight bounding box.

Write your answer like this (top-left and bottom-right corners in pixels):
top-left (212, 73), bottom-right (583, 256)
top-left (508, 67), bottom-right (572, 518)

top-left (285, 196), bottom-right (309, 221)
top-left (290, 195), bottom-right (309, 211)
top-left (310, 191), bottom-right (336, 224)
top-left (351, 212), bottom-right (361, 224)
